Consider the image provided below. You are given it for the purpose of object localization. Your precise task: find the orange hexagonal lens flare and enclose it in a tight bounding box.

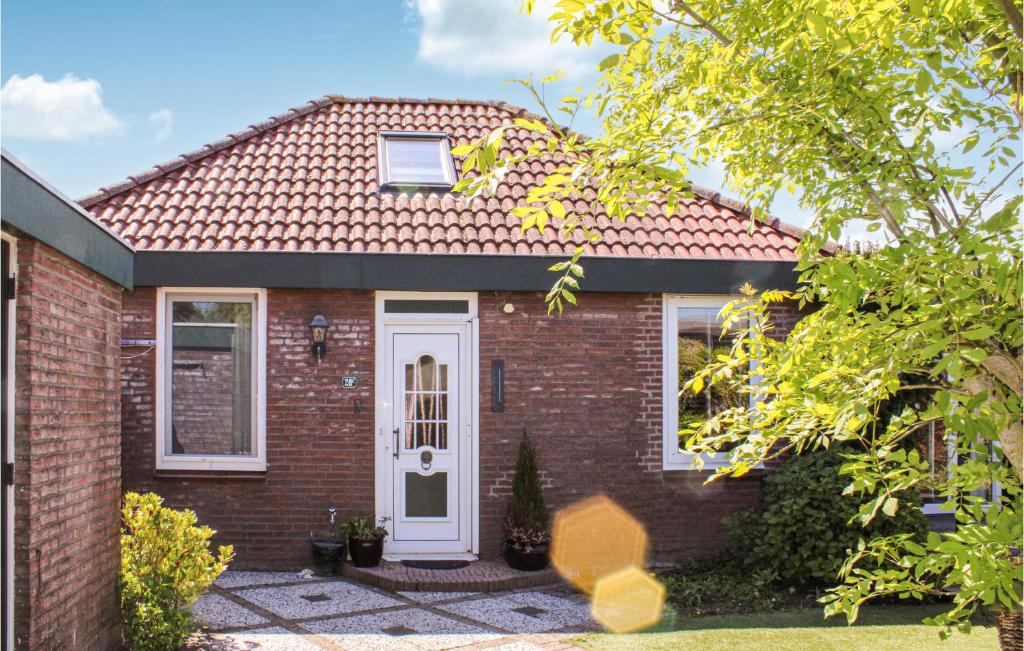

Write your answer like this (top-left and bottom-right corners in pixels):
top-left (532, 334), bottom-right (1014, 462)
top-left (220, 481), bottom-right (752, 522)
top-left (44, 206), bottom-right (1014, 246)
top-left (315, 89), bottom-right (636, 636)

top-left (550, 494), bottom-right (648, 594)
top-left (591, 566), bottom-right (666, 633)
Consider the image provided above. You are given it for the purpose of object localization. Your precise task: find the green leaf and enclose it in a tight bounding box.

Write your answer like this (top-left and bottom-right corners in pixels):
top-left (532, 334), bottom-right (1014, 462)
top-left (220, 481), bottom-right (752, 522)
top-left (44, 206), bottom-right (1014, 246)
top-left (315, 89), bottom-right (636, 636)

top-left (598, 53), bottom-right (621, 71)
top-left (881, 497), bottom-right (899, 517)
top-left (960, 326), bottom-right (996, 341)
top-left (805, 13), bottom-right (827, 39)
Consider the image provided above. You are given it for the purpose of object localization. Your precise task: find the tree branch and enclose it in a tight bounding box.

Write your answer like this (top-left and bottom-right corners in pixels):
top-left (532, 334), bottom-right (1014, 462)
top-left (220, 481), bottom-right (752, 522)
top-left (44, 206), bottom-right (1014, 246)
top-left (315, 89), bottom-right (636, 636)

top-left (998, 0), bottom-right (1023, 41)
top-left (672, 1), bottom-right (733, 46)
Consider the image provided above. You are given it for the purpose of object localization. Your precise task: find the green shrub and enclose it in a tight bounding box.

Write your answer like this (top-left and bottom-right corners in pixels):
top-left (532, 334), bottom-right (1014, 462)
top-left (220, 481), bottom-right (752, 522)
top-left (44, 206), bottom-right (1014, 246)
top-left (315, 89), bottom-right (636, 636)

top-left (725, 449), bottom-right (928, 586)
top-left (660, 553), bottom-right (787, 614)
top-left (119, 492), bottom-right (234, 650)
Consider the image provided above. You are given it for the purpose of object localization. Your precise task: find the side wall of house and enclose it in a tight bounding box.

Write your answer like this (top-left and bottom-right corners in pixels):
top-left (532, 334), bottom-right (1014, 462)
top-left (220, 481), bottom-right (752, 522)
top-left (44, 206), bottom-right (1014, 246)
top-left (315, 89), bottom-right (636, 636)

top-left (13, 239), bottom-right (122, 650)
top-left (120, 288), bottom-right (803, 568)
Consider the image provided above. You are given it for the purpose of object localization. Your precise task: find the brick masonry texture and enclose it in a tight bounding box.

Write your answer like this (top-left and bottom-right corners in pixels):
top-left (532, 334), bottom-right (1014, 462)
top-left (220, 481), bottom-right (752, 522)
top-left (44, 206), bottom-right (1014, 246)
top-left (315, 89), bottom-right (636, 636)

top-left (83, 96), bottom-right (804, 260)
top-left (13, 240), bottom-right (122, 650)
top-left (122, 288), bottom-right (377, 569)
top-left (121, 287), bottom-right (806, 569)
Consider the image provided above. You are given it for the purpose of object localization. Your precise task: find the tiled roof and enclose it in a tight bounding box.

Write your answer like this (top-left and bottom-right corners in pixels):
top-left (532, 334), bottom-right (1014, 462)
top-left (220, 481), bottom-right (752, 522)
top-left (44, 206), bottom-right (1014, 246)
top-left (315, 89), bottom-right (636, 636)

top-left (81, 96), bottom-right (804, 260)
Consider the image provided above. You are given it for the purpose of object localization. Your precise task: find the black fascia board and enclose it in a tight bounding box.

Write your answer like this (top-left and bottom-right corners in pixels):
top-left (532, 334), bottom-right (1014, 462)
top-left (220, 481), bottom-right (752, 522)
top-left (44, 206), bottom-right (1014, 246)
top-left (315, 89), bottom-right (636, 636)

top-left (133, 251), bottom-right (799, 294)
top-left (1, 153), bottom-right (134, 289)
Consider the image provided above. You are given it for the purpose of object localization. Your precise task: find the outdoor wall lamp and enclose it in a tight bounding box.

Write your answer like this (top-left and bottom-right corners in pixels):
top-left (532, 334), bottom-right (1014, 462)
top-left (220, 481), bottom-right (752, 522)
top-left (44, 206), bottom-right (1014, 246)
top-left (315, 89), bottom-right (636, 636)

top-left (309, 314), bottom-right (330, 361)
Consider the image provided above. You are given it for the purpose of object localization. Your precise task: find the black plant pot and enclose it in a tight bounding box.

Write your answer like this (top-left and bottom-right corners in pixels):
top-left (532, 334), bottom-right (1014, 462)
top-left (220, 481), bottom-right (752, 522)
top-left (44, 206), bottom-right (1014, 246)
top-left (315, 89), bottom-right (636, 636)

top-left (503, 541), bottom-right (550, 572)
top-left (348, 536), bottom-right (384, 568)
top-left (310, 538), bottom-right (346, 575)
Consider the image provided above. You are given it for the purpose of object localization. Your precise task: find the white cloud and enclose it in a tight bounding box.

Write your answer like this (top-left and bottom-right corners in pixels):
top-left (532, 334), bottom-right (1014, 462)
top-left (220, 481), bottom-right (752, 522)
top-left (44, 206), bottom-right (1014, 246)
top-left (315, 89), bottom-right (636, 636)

top-left (147, 108), bottom-right (174, 142)
top-left (405, 0), bottom-right (608, 78)
top-left (1, 74), bottom-right (122, 141)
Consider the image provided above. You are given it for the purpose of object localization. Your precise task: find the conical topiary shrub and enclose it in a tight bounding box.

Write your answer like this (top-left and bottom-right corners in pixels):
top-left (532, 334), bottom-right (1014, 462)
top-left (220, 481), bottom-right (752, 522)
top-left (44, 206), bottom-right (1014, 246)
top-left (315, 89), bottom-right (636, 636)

top-left (503, 428), bottom-right (550, 570)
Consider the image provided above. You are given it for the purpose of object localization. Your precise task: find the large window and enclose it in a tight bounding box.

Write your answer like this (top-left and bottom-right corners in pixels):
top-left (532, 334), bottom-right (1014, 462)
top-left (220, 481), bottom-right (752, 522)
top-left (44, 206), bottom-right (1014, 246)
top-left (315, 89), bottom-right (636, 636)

top-left (378, 131), bottom-right (457, 189)
top-left (157, 289), bottom-right (266, 471)
top-left (662, 295), bottom-right (747, 470)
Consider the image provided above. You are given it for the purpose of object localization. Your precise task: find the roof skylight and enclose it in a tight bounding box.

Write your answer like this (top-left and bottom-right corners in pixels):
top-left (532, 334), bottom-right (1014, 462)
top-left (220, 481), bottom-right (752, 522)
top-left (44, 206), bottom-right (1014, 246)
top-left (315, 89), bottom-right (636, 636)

top-left (379, 131), bottom-right (457, 189)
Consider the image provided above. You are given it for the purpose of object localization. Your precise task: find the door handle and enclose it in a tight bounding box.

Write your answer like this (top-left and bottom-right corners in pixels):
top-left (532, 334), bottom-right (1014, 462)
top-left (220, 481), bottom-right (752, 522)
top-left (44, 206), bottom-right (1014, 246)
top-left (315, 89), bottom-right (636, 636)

top-left (393, 428), bottom-right (400, 459)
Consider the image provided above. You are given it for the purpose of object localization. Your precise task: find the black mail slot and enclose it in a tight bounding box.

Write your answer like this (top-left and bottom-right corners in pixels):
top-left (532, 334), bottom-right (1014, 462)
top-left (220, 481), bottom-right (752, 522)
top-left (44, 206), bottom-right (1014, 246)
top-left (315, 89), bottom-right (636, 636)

top-left (491, 360), bottom-right (505, 412)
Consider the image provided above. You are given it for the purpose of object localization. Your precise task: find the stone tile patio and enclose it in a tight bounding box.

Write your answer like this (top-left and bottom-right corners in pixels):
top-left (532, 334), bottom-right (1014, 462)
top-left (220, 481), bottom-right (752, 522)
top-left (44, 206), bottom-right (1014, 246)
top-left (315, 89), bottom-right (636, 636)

top-left (190, 570), bottom-right (599, 650)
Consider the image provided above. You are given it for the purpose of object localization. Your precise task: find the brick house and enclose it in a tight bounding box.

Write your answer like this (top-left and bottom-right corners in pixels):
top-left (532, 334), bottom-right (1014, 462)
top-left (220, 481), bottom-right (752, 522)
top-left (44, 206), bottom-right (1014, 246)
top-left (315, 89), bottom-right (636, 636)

top-left (78, 96), bottom-right (810, 570)
top-left (2, 151), bottom-right (133, 649)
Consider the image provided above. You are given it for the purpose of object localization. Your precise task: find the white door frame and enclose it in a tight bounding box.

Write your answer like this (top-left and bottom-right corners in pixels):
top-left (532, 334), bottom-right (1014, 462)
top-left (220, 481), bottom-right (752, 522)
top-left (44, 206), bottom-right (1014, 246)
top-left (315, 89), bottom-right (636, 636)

top-left (374, 291), bottom-right (479, 560)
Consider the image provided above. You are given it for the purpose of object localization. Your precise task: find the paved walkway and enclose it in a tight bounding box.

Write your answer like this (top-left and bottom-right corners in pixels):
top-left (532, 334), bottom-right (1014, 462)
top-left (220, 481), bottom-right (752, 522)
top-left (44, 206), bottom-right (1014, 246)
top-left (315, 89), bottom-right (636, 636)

top-left (189, 570), bottom-right (599, 650)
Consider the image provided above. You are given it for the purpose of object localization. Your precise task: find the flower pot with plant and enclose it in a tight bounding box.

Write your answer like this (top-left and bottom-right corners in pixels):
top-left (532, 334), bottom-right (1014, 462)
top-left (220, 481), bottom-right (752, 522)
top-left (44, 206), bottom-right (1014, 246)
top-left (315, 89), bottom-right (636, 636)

top-left (344, 516), bottom-right (390, 568)
top-left (502, 429), bottom-right (550, 571)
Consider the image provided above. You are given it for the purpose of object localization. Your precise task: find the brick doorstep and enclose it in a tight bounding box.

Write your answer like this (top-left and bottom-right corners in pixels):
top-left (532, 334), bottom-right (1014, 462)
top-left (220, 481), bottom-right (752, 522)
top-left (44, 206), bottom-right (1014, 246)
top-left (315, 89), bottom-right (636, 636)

top-left (342, 560), bottom-right (561, 593)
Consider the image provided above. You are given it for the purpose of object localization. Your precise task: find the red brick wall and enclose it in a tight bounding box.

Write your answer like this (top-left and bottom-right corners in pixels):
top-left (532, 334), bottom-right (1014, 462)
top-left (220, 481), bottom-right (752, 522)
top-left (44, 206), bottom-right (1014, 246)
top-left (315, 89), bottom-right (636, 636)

top-left (120, 288), bottom-right (804, 569)
top-left (478, 292), bottom-right (779, 561)
top-left (121, 288), bottom-right (376, 569)
top-left (13, 240), bottom-right (122, 650)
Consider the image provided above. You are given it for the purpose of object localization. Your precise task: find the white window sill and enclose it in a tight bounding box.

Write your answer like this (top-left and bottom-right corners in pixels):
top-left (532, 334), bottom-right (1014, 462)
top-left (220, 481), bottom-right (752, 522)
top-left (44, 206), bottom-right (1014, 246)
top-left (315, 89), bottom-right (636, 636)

top-left (156, 456), bottom-right (266, 472)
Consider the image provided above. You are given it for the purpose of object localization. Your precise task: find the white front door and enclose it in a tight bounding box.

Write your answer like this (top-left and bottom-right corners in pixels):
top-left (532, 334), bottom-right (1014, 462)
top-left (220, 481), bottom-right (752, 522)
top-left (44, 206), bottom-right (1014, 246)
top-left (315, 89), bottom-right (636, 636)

top-left (381, 323), bottom-right (472, 555)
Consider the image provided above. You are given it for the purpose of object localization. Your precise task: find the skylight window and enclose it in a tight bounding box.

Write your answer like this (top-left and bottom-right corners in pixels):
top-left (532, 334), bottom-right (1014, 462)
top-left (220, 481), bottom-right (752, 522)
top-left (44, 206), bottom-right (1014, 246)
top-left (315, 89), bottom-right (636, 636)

top-left (379, 131), bottom-right (457, 189)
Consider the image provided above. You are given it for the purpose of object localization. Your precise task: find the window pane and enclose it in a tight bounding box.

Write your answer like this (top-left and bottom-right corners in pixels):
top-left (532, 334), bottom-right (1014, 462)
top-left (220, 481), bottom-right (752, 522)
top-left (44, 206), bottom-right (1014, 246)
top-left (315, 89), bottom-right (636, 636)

top-left (406, 471), bottom-right (448, 517)
top-left (170, 300), bottom-right (253, 456)
top-left (401, 356), bottom-right (449, 450)
top-left (676, 306), bottom-right (744, 451)
top-left (385, 138), bottom-right (449, 184)
top-left (911, 422), bottom-right (949, 506)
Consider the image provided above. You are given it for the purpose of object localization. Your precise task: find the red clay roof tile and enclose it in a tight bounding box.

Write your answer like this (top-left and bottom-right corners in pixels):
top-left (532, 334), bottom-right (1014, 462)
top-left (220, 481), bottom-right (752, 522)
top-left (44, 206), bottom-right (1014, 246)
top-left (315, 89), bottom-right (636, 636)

top-left (81, 96), bottom-right (805, 261)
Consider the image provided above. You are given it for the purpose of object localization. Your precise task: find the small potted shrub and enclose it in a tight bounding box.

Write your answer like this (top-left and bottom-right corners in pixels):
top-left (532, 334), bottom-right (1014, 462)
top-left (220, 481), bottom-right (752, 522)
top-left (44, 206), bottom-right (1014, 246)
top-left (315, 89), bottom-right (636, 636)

top-left (345, 515), bottom-right (390, 568)
top-left (502, 429), bottom-right (550, 571)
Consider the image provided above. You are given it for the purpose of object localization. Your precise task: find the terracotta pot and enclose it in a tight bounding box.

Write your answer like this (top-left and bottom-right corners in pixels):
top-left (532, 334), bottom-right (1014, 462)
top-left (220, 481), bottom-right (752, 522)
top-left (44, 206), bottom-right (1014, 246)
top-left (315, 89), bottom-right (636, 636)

top-left (348, 536), bottom-right (384, 568)
top-left (502, 541), bottom-right (550, 572)
top-left (310, 538), bottom-right (345, 575)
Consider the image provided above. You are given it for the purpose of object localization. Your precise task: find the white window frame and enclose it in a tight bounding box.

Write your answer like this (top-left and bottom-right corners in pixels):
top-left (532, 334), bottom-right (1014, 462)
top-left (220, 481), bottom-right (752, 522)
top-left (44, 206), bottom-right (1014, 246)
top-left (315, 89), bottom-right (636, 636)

top-left (662, 294), bottom-right (749, 471)
top-left (156, 287), bottom-right (267, 471)
top-left (378, 131), bottom-right (457, 189)
top-left (919, 425), bottom-right (1004, 515)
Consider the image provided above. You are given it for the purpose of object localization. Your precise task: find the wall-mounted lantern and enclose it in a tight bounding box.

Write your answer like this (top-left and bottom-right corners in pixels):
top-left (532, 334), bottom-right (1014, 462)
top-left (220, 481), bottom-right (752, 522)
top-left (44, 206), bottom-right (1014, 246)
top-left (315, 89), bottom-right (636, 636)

top-left (309, 314), bottom-right (330, 361)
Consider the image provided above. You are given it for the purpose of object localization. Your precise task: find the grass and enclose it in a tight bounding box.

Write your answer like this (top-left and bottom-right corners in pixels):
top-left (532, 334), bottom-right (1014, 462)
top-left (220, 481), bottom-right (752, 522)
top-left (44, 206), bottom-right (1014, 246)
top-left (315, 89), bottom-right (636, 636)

top-left (573, 604), bottom-right (998, 651)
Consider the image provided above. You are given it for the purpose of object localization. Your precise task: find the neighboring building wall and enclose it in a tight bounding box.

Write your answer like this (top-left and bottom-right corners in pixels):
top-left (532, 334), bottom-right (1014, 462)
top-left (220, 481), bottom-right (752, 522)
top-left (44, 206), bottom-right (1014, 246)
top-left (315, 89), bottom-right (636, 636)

top-left (170, 348), bottom-right (236, 455)
top-left (13, 239), bottom-right (122, 650)
top-left (120, 287), bottom-right (805, 568)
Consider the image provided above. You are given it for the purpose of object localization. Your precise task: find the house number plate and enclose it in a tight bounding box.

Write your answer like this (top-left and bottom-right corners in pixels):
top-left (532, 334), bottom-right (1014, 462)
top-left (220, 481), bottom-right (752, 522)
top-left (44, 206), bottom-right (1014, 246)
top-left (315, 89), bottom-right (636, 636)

top-left (342, 376), bottom-right (357, 389)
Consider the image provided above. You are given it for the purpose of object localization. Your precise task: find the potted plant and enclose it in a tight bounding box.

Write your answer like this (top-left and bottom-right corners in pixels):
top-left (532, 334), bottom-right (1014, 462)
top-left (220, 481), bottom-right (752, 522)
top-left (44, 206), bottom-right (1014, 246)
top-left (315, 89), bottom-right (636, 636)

top-left (502, 429), bottom-right (550, 571)
top-left (344, 515), bottom-right (390, 568)
top-left (310, 507), bottom-right (345, 575)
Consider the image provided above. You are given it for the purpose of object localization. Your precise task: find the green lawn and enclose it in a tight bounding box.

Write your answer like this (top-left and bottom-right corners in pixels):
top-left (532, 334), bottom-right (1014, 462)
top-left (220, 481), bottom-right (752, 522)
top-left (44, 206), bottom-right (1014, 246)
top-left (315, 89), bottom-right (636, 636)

top-left (574, 604), bottom-right (997, 651)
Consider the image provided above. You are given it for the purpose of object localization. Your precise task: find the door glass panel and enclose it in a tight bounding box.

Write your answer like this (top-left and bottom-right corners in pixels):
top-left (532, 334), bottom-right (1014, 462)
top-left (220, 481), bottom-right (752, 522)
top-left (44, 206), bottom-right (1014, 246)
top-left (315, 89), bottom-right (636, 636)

top-left (402, 355), bottom-right (449, 450)
top-left (406, 472), bottom-right (448, 517)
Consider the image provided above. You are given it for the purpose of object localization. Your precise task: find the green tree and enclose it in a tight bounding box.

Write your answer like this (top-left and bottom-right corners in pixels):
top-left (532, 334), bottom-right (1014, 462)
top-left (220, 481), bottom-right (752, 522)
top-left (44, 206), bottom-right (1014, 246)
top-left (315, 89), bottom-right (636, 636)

top-left (453, 0), bottom-right (1022, 636)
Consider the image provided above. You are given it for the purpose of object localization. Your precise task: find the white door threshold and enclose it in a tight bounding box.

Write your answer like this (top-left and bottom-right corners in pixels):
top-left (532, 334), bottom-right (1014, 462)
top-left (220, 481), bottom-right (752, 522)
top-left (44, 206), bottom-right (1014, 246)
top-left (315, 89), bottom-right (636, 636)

top-left (382, 552), bottom-right (477, 562)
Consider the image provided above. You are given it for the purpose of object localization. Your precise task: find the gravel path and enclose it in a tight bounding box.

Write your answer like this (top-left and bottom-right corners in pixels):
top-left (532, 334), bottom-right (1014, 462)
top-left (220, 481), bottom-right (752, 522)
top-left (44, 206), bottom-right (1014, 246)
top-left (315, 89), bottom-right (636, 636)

top-left (188, 570), bottom-right (598, 650)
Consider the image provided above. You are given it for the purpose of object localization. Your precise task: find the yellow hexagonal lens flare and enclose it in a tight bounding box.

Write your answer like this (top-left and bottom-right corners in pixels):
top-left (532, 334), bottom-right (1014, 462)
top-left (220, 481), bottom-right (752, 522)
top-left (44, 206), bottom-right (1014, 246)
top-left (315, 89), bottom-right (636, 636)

top-left (550, 494), bottom-right (648, 594)
top-left (591, 566), bottom-right (666, 634)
